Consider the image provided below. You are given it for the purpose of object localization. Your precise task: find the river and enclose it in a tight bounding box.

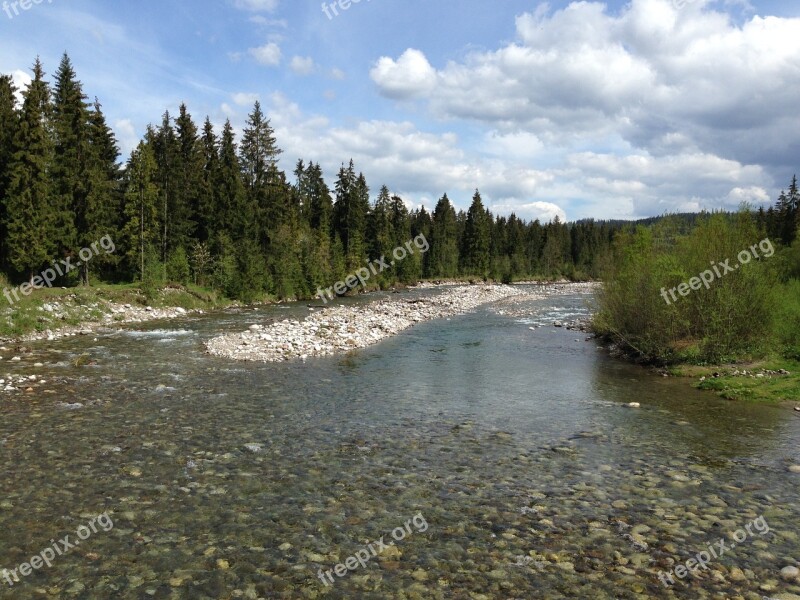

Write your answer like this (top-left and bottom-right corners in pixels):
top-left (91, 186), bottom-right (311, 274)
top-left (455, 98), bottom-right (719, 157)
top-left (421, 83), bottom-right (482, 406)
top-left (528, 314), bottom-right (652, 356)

top-left (0, 285), bottom-right (798, 599)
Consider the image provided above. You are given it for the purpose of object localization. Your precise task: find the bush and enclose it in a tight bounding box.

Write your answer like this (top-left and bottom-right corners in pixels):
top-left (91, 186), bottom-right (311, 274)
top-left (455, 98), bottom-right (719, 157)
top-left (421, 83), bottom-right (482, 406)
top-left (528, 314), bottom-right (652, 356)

top-left (594, 212), bottom-right (777, 363)
top-left (773, 279), bottom-right (800, 360)
top-left (166, 247), bottom-right (191, 285)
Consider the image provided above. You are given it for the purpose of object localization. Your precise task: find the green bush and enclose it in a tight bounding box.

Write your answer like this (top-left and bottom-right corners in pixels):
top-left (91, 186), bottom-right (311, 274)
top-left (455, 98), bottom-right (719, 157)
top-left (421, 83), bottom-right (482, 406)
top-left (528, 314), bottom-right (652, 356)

top-left (166, 247), bottom-right (191, 285)
top-left (772, 279), bottom-right (800, 360)
top-left (594, 212), bottom-right (777, 363)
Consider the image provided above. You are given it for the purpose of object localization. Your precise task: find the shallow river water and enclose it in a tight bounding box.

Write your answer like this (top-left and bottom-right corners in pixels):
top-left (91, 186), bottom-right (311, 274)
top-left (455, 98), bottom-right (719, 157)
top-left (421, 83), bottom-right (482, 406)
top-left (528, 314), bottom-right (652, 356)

top-left (0, 286), bottom-right (798, 599)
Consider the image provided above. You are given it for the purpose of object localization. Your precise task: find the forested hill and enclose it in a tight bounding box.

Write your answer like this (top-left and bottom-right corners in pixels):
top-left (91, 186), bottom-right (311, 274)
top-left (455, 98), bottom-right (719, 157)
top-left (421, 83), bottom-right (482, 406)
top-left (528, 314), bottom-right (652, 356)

top-left (0, 55), bottom-right (791, 303)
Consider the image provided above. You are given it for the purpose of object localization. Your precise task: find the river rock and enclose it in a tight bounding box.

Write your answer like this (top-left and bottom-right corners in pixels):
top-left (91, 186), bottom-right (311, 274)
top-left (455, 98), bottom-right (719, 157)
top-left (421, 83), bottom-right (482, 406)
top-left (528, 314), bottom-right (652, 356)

top-left (781, 566), bottom-right (800, 581)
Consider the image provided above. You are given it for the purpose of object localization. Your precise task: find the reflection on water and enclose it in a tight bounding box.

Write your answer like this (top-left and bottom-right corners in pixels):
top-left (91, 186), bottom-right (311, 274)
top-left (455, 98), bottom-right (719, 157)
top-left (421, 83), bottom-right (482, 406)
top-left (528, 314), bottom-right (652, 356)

top-left (0, 287), bottom-right (798, 599)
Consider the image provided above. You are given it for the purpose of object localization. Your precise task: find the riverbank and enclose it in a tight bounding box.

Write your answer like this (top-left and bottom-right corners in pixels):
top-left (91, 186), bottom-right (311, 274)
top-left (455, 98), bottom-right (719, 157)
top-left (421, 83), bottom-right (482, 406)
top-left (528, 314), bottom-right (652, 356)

top-left (0, 284), bottom-right (223, 343)
top-left (665, 358), bottom-right (800, 405)
top-left (207, 283), bottom-right (595, 362)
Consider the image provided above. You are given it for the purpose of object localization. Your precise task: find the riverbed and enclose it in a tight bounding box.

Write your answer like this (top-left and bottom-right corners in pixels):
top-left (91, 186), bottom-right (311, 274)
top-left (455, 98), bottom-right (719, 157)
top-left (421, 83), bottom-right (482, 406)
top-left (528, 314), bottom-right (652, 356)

top-left (0, 285), bottom-right (798, 599)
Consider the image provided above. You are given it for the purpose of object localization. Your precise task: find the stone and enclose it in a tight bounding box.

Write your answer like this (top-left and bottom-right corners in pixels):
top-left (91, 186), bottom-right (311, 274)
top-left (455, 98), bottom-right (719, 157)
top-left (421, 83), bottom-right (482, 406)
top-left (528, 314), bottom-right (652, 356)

top-left (781, 566), bottom-right (800, 581)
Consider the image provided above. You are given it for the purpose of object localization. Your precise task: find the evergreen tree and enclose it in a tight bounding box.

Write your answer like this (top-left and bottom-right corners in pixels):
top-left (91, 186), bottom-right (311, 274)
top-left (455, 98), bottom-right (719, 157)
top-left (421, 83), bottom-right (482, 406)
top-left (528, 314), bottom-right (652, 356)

top-left (197, 117), bottom-right (219, 242)
top-left (171, 104), bottom-right (202, 256)
top-left (51, 53), bottom-right (90, 269)
top-left (0, 74), bottom-right (18, 270)
top-left (430, 194), bottom-right (459, 277)
top-left (4, 58), bottom-right (54, 280)
top-left (461, 190), bottom-right (490, 276)
top-left (121, 141), bottom-right (159, 279)
top-left (152, 111), bottom-right (179, 261)
top-left (216, 119), bottom-right (246, 238)
top-left (83, 98), bottom-right (121, 283)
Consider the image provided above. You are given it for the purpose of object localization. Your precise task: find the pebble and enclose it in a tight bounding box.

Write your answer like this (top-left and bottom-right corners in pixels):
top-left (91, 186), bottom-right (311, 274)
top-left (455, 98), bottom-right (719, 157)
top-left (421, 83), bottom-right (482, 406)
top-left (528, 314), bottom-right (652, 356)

top-left (207, 285), bottom-right (576, 363)
top-left (781, 566), bottom-right (800, 581)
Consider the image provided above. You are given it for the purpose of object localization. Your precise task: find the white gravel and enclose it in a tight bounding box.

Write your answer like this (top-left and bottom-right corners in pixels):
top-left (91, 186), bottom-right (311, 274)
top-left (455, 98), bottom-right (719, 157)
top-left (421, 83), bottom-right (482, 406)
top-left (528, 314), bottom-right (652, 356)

top-left (206, 283), bottom-right (591, 363)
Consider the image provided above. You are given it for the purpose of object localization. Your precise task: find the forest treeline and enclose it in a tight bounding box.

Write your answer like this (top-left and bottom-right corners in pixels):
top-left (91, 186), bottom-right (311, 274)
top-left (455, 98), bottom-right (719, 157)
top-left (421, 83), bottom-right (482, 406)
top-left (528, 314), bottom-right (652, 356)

top-left (0, 55), bottom-right (620, 302)
top-left (595, 176), bottom-right (800, 364)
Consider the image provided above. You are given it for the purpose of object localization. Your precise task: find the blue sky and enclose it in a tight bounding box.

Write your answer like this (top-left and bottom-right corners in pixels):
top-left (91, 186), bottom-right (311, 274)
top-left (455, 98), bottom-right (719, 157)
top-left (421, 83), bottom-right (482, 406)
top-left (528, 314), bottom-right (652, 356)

top-left (1, 0), bottom-right (799, 222)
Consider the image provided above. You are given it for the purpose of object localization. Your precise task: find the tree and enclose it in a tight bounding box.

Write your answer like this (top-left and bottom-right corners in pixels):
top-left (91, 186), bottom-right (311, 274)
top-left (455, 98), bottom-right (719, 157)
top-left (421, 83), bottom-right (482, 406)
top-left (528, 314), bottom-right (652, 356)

top-left (172, 103), bottom-right (202, 251)
top-left (461, 190), bottom-right (490, 276)
top-left (4, 58), bottom-right (55, 280)
top-left (51, 53), bottom-right (90, 270)
top-left (429, 194), bottom-right (459, 277)
top-left (82, 98), bottom-right (121, 284)
top-left (197, 117), bottom-right (219, 242)
top-left (121, 141), bottom-right (159, 280)
top-left (0, 74), bottom-right (18, 271)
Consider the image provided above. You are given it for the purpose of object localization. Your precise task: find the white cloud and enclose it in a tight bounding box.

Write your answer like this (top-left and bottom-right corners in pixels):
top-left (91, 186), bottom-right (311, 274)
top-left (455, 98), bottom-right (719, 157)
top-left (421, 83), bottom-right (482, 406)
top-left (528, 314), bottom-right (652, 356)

top-left (290, 56), bottom-right (315, 76)
top-left (10, 69), bottom-right (31, 105)
top-left (232, 92), bottom-right (260, 106)
top-left (370, 0), bottom-right (800, 179)
top-left (329, 68), bottom-right (346, 81)
top-left (370, 49), bottom-right (437, 99)
top-left (233, 0), bottom-right (278, 12)
top-left (114, 119), bottom-right (138, 160)
top-left (249, 42), bottom-right (281, 66)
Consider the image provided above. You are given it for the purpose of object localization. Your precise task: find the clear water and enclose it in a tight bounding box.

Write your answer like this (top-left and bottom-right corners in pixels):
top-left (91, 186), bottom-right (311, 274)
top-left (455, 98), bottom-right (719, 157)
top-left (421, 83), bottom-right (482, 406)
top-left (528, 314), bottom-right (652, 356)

top-left (0, 287), bottom-right (798, 599)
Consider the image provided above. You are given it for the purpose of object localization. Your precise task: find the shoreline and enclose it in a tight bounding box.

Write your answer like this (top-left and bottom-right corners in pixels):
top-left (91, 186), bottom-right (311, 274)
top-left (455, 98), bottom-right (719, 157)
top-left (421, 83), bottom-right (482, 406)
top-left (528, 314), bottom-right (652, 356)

top-left (207, 283), bottom-right (596, 363)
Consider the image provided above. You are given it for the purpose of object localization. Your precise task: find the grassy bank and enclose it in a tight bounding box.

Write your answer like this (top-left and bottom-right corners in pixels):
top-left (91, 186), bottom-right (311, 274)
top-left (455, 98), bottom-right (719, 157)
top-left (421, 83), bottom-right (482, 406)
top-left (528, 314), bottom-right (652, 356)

top-left (0, 282), bottom-right (228, 339)
top-left (666, 357), bottom-right (800, 403)
top-left (593, 211), bottom-right (800, 404)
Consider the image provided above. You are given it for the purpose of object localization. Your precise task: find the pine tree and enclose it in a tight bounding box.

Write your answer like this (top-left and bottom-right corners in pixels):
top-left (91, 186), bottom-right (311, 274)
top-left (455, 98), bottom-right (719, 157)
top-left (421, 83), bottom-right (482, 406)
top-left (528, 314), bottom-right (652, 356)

top-left (430, 194), bottom-right (459, 277)
top-left (5, 58), bottom-right (55, 280)
top-left (121, 141), bottom-right (159, 279)
top-left (83, 98), bottom-right (121, 283)
top-left (369, 185), bottom-right (393, 261)
top-left (51, 53), bottom-right (90, 270)
top-left (172, 104), bottom-right (202, 253)
top-left (333, 160), bottom-right (369, 268)
top-left (152, 111), bottom-right (179, 261)
top-left (217, 119), bottom-right (246, 239)
top-left (0, 74), bottom-right (18, 270)
top-left (197, 117), bottom-right (219, 243)
top-left (461, 190), bottom-right (490, 276)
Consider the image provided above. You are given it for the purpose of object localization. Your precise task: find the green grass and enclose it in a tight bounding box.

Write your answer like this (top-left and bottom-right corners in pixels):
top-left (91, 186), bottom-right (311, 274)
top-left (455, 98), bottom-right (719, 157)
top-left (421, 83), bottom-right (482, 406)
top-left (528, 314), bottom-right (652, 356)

top-left (0, 282), bottom-right (230, 339)
top-left (669, 357), bottom-right (800, 403)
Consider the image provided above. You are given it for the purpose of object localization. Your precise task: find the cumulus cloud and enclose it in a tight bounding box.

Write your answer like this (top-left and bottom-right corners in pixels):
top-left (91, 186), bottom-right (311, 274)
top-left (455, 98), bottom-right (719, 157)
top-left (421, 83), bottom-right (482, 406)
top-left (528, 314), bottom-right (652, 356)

top-left (249, 42), bottom-right (282, 66)
top-left (371, 0), bottom-right (800, 177)
top-left (233, 0), bottom-right (278, 12)
top-left (232, 92), bottom-right (260, 106)
top-left (290, 56), bottom-right (315, 76)
top-left (370, 49), bottom-right (437, 99)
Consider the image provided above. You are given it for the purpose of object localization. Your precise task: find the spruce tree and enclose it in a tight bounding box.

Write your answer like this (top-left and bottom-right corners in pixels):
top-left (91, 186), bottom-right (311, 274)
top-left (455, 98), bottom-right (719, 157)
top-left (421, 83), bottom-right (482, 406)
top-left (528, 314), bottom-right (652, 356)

top-left (430, 194), bottom-right (459, 277)
top-left (83, 98), bottom-right (121, 283)
top-left (0, 74), bottom-right (18, 270)
top-left (51, 53), bottom-right (89, 269)
top-left (172, 103), bottom-right (202, 253)
top-left (461, 190), bottom-right (490, 276)
top-left (5, 58), bottom-right (55, 280)
top-left (121, 141), bottom-right (159, 280)
top-left (197, 117), bottom-right (219, 243)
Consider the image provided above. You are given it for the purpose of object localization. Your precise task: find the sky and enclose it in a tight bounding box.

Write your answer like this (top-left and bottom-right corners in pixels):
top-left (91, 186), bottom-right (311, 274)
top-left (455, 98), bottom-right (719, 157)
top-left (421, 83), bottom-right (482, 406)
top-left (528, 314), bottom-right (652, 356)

top-left (1, 0), bottom-right (799, 223)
